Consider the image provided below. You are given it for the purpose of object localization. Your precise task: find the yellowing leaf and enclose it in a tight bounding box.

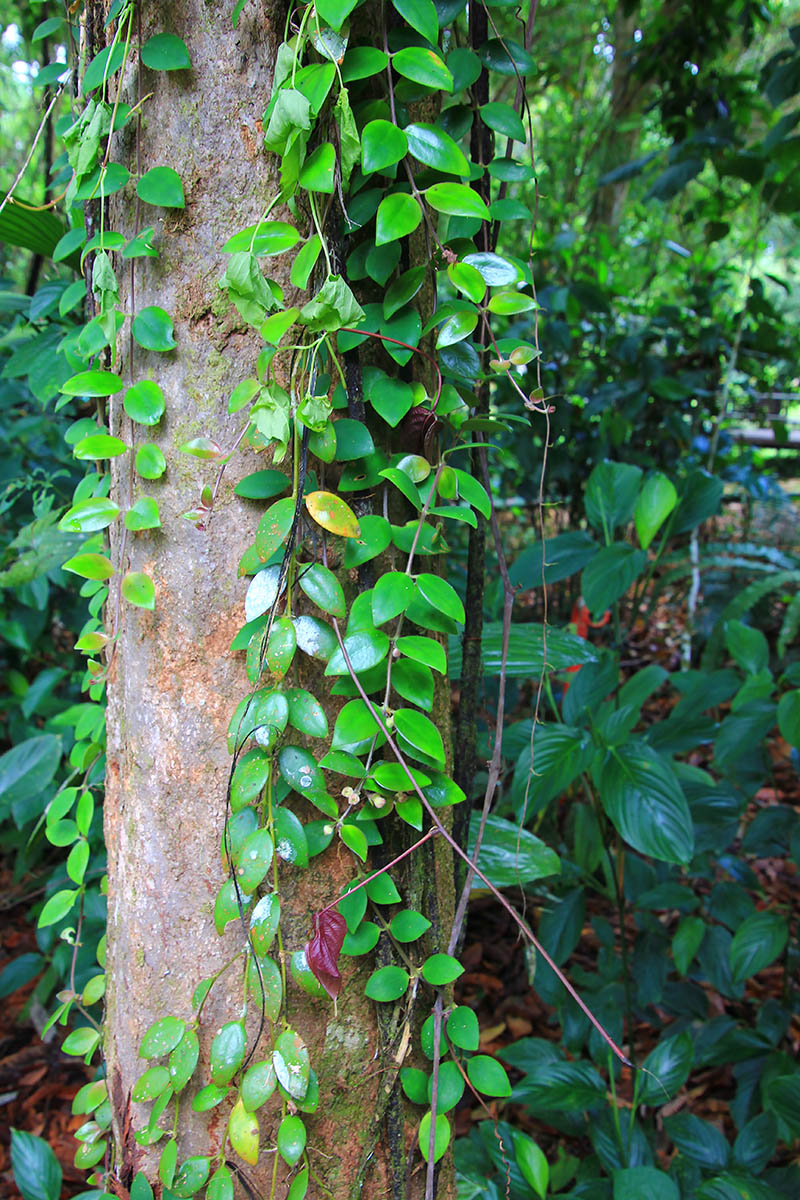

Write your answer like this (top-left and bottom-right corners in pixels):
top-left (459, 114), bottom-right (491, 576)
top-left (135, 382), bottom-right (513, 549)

top-left (228, 1099), bottom-right (259, 1165)
top-left (304, 491), bottom-right (361, 539)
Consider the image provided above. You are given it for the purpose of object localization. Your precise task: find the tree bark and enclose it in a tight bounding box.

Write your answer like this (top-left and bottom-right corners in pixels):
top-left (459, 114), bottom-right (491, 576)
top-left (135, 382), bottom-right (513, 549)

top-left (102, 3), bottom-right (456, 1197)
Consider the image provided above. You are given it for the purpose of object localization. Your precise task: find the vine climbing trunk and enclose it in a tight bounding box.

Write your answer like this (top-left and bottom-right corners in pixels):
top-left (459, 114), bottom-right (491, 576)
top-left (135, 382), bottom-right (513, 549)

top-left (100, 3), bottom-right (456, 1198)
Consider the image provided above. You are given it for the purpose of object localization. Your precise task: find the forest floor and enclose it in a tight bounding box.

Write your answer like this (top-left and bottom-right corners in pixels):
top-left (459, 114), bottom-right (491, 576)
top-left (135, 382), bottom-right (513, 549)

top-left (1, 492), bottom-right (798, 1197)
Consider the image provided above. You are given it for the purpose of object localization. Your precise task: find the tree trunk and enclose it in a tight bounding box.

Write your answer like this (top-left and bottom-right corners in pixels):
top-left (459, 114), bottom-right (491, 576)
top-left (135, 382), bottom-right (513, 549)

top-left (102, 3), bottom-right (455, 1197)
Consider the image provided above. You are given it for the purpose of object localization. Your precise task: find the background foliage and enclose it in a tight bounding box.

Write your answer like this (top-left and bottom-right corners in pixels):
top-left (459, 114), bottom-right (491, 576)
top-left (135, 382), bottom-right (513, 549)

top-left (0, 1), bottom-right (799, 1198)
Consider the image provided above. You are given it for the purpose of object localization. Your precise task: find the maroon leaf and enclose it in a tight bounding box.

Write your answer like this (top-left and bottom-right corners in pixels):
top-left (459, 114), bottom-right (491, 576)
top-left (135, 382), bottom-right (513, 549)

top-left (305, 909), bottom-right (347, 999)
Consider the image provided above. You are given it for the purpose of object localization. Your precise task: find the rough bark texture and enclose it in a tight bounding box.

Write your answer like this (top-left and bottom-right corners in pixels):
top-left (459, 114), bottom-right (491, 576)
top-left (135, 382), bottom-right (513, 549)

top-left (102, 3), bottom-right (456, 1197)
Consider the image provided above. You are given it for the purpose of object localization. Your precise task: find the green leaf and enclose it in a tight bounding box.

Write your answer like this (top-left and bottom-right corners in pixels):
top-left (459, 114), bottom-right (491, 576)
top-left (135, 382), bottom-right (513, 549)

top-left (376, 193), bottom-right (422, 245)
top-left (74, 433), bottom-right (128, 460)
top-left (298, 563), bottom-right (346, 618)
top-left (582, 544), bottom-right (648, 616)
top-left (765, 1075), bottom-right (800, 1137)
top-left (132, 306), bottom-right (176, 352)
top-left (299, 142), bottom-right (335, 193)
top-left (140, 1015), bottom-right (185, 1059)
top-left (394, 708), bottom-right (445, 766)
top-left (10, 1130), bottom-right (62, 1200)
top-left (421, 953), bottom-right (463, 985)
top-left (418, 1112), bottom-right (450, 1163)
top-left (290, 235), bottom-right (322, 289)
top-left (462, 250), bottom-right (520, 285)
top-left (672, 915), bottom-right (705, 976)
top-left (325, 629), bottom-right (390, 676)
top-left (512, 1135), bottom-right (548, 1198)
top-left (124, 380), bottom-right (165, 425)
top-left (396, 635), bottom-right (446, 674)
top-left (729, 911), bottom-right (788, 982)
top-left (122, 572), bottom-right (156, 610)
top-left (0, 735), bottom-right (60, 818)
top-left (479, 37), bottom-right (535, 76)
top-left (344, 514), bottom-right (392, 567)
top-left (210, 1021), bottom-right (246, 1085)
top-left (436, 310), bottom-right (477, 348)
top-left (595, 742), bottom-right (694, 865)
top-left (585, 460), bottom-right (643, 537)
top-left (131, 446), bottom-right (165, 482)
top-left (778, 689), bottom-right (800, 748)
top-left (635, 472), bottom-right (678, 549)
top-left (171, 1156), bottom-right (210, 1198)
top-left (277, 1115), bottom-right (306, 1166)
top-left (392, 0), bottom-right (438, 42)
top-left (416, 573), bottom-right (464, 622)
top-left (141, 33), bottom-right (191, 70)
top-left (389, 910), bottom-right (431, 942)
top-left (426, 182), bottom-right (490, 220)
top-left (446, 1005), bottom-right (479, 1050)
top-left (125, 497), bottom-right (161, 531)
top-left (362, 120), bottom-right (408, 175)
top-left (168, 1029), bottom-right (200, 1093)
top-left (467, 813), bottom-right (560, 887)
top-left (255, 497), bottom-right (295, 562)
top-left (613, 1167), bottom-right (679, 1200)
top-left (393, 47), bottom-right (453, 92)
top-left (235, 469), bottom-right (288, 499)
top-left (61, 369), bottom-right (123, 397)
top-left (241, 1059), bottom-right (277, 1112)
top-left (365, 964), bottom-right (410, 1001)
top-left (405, 122), bottom-right (466, 174)
top-left (384, 266), bottom-right (426, 319)
top-left (480, 101), bottom-right (526, 140)
top-left (286, 688), bottom-right (328, 738)
top-left (467, 1055), bottom-right (511, 1097)
top-left (299, 274), bottom-right (364, 332)
top-left (137, 166), bottom-right (185, 208)
top-left (725, 620), bottom-right (769, 676)
top-left (82, 43), bottom-right (125, 94)
top-left (274, 807), bottom-right (309, 867)
top-left (132, 1065), bottom-right (171, 1102)
top-left (38, 888), bottom-right (77, 927)
top-left (223, 221), bottom-right (300, 256)
top-left (273, 1029), bottom-right (310, 1100)
top-left (235, 828), bottom-right (274, 894)
top-left (639, 1032), bottom-right (694, 1104)
top-left (372, 572), bottom-right (415, 624)
top-left (448, 261), bottom-right (486, 303)
top-left (366, 369), bottom-right (415, 427)
top-left (315, 0), bottom-right (359, 30)
top-left (340, 823), bottom-right (368, 861)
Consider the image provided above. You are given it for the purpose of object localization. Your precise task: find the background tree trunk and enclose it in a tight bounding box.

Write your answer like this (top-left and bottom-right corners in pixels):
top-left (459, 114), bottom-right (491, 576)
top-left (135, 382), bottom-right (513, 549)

top-left (102, 3), bottom-right (456, 1196)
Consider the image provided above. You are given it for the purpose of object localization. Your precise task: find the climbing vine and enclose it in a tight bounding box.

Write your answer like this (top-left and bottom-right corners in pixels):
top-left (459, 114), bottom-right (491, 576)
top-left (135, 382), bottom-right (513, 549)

top-left (33, 0), bottom-right (586, 1196)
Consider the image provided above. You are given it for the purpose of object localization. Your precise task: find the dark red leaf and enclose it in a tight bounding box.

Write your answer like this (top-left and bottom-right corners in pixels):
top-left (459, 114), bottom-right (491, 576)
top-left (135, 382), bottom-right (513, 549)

top-left (305, 909), bottom-right (347, 999)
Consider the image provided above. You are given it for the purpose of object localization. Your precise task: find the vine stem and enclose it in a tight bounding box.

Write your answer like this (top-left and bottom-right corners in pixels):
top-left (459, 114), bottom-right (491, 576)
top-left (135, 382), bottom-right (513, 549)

top-left (329, 618), bottom-right (633, 1071)
top-left (0, 81), bottom-right (67, 217)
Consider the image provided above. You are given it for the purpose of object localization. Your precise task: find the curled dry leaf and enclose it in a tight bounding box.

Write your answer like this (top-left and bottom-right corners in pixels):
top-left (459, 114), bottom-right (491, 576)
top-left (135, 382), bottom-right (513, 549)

top-left (305, 909), bottom-right (347, 999)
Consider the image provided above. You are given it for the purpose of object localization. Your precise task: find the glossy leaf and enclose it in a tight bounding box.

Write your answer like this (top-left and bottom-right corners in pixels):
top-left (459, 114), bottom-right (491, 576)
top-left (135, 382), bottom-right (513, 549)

top-left (362, 120), bottom-right (408, 174)
top-left (228, 1099), bottom-right (259, 1166)
top-left (375, 193), bottom-right (422, 246)
top-left (729, 911), bottom-right (788, 982)
top-left (372, 571), bottom-right (415, 624)
top-left (305, 490), bottom-right (361, 538)
top-left (298, 563), bottom-right (346, 618)
top-left (141, 33), bottom-right (191, 70)
top-left (426, 182), bottom-right (490, 220)
top-left (124, 380), bottom-right (165, 425)
top-left (405, 122), bottom-right (467, 174)
top-left (418, 1112), bottom-right (450, 1163)
top-left (210, 1021), bottom-right (246, 1085)
top-left (139, 1015), bottom-right (185, 1059)
top-left (393, 48), bottom-right (453, 93)
top-left (273, 1029), bottom-right (310, 1100)
top-left (392, 0), bottom-right (438, 42)
top-left (365, 964), bottom-right (410, 1001)
top-left (277, 1115), bottom-right (306, 1166)
top-left (121, 572), bottom-right (155, 610)
top-left (137, 166), bottom-right (185, 208)
top-left (635, 472), bottom-right (678, 548)
top-left (595, 742), bottom-right (694, 865)
top-left (136, 444), bottom-right (166, 479)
